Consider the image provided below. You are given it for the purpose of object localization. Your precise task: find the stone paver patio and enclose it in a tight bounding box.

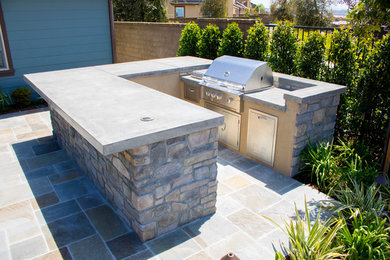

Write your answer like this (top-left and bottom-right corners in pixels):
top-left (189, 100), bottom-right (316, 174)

top-left (0, 108), bottom-right (329, 260)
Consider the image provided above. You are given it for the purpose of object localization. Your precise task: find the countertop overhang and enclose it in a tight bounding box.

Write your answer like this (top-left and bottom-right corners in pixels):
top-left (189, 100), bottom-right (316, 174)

top-left (24, 57), bottom-right (223, 155)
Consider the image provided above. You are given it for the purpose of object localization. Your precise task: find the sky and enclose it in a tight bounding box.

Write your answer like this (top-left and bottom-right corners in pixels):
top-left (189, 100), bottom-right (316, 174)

top-left (251, 0), bottom-right (349, 10)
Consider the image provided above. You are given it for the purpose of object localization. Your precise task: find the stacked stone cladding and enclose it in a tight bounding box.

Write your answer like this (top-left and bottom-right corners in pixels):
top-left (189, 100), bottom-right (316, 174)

top-left (290, 94), bottom-right (341, 176)
top-left (50, 109), bottom-right (218, 241)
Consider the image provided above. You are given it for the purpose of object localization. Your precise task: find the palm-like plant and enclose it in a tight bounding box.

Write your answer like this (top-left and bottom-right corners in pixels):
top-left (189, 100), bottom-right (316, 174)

top-left (269, 201), bottom-right (345, 260)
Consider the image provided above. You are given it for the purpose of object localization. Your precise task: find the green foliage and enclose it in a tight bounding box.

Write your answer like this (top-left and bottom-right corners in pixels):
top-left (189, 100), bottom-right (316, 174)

top-left (11, 87), bottom-right (31, 107)
top-left (0, 86), bottom-right (12, 111)
top-left (269, 21), bottom-right (298, 75)
top-left (301, 141), bottom-right (337, 193)
top-left (270, 0), bottom-right (294, 22)
top-left (200, 0), bottom-right (226, 18)
top-left (294, 0), bottom-right (333, 27)
top-left (354, 34), bottom-right (390, 158)
top-left (298, 31), bottom-right (326, 80)
top-left (253, 4), bottom-right (267, 14)
top-left (218, 23), bottom-right (243, 57)
top-left (346, 0), bottom-right (390, 38)
top-left (243, 20), bottom-right (269, 61)
top-left (326, 28), bottom-right (357, 86)
top-left (336, 210), bottom-right (390, 259)
top-left (113, 0), bottom-right (168, 22)
top-left (268, 201), bottom-right (345, 260)
top-left (177, 22), bottom-right (201, 56)
top-left (329, 181), bottom-right (387, 221)
top-left (197, 24), bottom-right (221, 60)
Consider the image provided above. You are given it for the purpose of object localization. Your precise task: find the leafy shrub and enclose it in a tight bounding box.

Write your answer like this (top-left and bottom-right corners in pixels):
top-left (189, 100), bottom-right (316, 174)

top-left (218, 23), bottom-right (243, 57)
top-left (297, 31), bottom-right (326, 80)
top-left (197, 24), bottom-right (221, 60)
top-left (325, 28), bottom-right (356, 86)
top-left (11, 87), bottom-right (31, 107)
top-left (269, 21), bottom-right (298, 75)
top-left (243, 20), bottom-right (269, 61)
top-left (355, 34), bottom-right (390, 159)
top-left (336, 211), bottom-right (390, 259)
top-left (177, 22), bottom-right (201, 56)
top-left (271, 201), bottom-right (345, 260)
top-left (0, 86), bottom-right (12, 111)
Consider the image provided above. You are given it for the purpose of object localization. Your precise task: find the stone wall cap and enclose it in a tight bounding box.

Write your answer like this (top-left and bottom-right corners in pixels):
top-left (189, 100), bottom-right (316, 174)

top-left (243, 88), bottom-right (287, 112)
top-left (274, 72), bottom-right (347, 104)
top-left (24, 57), bottom-right (223, 156)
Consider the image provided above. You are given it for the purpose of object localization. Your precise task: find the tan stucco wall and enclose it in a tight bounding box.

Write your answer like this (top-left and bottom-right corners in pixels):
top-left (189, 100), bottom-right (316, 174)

top-left (239, 100), bottom-right (298, 176)
top-left (166, 4), bottom-right (202, 18)
top-left (132, 73), bottom-right (299, 177)
top-left (114, 22), bottom-right (184, 62)
top-left (130, 73), bottom-right (182, 98)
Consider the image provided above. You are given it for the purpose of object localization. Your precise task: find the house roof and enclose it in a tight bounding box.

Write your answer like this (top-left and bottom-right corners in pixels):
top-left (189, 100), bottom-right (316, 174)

top-left (170, 0), bottom-right (202, 5)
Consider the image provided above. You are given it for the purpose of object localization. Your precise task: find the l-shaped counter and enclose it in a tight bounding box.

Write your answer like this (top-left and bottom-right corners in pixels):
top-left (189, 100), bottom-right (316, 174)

top-left (24, 56), bottom-right (345, 241)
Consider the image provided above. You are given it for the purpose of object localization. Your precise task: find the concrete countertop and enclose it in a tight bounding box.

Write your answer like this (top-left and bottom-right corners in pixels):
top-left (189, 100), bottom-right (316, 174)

top-left (24, 57), bottom-right (223, 156)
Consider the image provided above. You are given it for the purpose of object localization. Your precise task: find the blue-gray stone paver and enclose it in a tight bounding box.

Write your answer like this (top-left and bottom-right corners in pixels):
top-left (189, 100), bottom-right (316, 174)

top-left (0, 109), bottom-right (333, 259)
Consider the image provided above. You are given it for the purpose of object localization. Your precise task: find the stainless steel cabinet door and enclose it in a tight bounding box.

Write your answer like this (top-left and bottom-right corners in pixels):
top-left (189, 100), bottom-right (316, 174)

top-left (247, 109), bottom-right (277, 166)
top-left (205, 103), bottom-right (241, 150)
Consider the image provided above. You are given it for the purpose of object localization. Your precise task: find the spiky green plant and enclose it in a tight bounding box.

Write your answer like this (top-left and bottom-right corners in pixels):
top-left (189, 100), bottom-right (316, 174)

top-left (327, 180), bottom-right (387, 221)
top-left (266, 201), bottom-right (345, 260)
top-left (301, 141), bottom-right (337, 193)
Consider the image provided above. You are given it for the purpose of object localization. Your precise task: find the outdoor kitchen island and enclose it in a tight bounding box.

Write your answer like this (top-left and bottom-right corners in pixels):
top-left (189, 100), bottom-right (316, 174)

top-left (23, 57), bottom-right (224, 242)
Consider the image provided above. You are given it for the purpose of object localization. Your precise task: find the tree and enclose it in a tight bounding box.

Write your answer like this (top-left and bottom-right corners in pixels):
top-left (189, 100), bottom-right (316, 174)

top-left (244, 20), bottom-right (269, 60)
top-left (197, 24), bottom-right (221, 59)
top-left (269, 21), bottom-right (298, 74)
top-left (218, 23), bottom-right (243, 57)
top-left (345, 0), bottom-right (390, 37)
top-left (297, 31), bottom-right (326, 79)
top-left (201, 0), bottom-right (226, 18)
top-left (113, 0), bottom-right (168, 22)
top-left (177, 22), bottom-right (201, 56)
top-left (294, 0), bottom-right (333, 26)
top-left (270, 0), bottom-right (294, 22)
top-left (254, 4), bottom-right (267, 14)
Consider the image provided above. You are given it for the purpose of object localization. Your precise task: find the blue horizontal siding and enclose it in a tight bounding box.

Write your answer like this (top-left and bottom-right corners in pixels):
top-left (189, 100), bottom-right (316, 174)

top-left (0, 0), bottom-right (112, 97)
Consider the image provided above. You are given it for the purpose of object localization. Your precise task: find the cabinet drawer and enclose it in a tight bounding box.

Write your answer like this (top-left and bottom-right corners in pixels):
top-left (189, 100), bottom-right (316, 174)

top-left (184, 83), bottom-right (200, 103)
top-left (247, 109), bottom-right (277, 166)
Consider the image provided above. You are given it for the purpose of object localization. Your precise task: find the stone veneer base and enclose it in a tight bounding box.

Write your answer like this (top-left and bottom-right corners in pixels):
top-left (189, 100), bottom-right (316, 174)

top-left (50, 108), bottom-right (218, 241)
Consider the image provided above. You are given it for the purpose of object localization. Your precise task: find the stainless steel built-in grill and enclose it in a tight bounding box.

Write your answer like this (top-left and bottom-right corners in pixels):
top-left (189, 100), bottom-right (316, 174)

top-left (200, 55), bottom-right (273, 113)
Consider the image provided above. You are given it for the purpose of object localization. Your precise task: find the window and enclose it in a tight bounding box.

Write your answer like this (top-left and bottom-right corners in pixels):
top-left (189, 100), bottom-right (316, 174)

top-left (175, 7), bottom-right (185, 18)
top-left (0, 2), bottom-right (14, 76)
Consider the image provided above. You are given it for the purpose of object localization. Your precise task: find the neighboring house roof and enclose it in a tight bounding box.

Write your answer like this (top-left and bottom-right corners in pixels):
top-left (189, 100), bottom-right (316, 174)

top-left (170, 0), bottom-right (202, 5)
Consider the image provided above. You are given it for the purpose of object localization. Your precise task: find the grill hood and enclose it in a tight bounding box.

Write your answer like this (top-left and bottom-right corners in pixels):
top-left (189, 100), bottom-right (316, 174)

top-left (201, 55), bottom-right (273, 93)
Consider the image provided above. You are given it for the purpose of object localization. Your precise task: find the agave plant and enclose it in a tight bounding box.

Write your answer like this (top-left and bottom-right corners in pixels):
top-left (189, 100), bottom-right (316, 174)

top-left (327, 180), bottom-right (387, 221)
top-left (267, 200), bottom-right (345, 260)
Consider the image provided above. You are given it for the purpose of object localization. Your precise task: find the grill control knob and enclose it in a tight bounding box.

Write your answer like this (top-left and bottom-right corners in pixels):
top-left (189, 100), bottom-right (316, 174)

top-left (227, 97), bottom-right (234, 104)
top-left (211, 92), bottom-right (217, 99)
top-left (205, 90), bottom-right (211, 97)
top-left (216, 94), bottom-right (223, 100)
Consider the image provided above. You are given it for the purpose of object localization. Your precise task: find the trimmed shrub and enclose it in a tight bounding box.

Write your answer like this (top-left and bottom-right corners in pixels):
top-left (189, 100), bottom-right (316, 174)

top-left (298, 31), bottom-right (326, 80)
top-left (326, 28), bottom-right (356, 86)
top-left (218, 23), bottom-right (243, 57)
top-left (243, 20), bottom-right (269, 61)
top-left (268, 21), bottom-right (298, 74)
top-left (177, 22), bottom-right (201, 56)
top-left (197, 24), bottom-right (221, 60)
top-left (0, 86), bottom-right (12, 111)
top-left (11, 87), bottom-right (31, 107)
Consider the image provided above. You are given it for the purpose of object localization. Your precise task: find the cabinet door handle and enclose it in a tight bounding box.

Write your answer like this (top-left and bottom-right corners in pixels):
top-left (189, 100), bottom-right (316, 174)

top-left (189, 88), bottom-right (195, 93)
top-left (258, 115), bottom-right (267, 120)
top-left (221, 123), bottom-right (226, 131)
